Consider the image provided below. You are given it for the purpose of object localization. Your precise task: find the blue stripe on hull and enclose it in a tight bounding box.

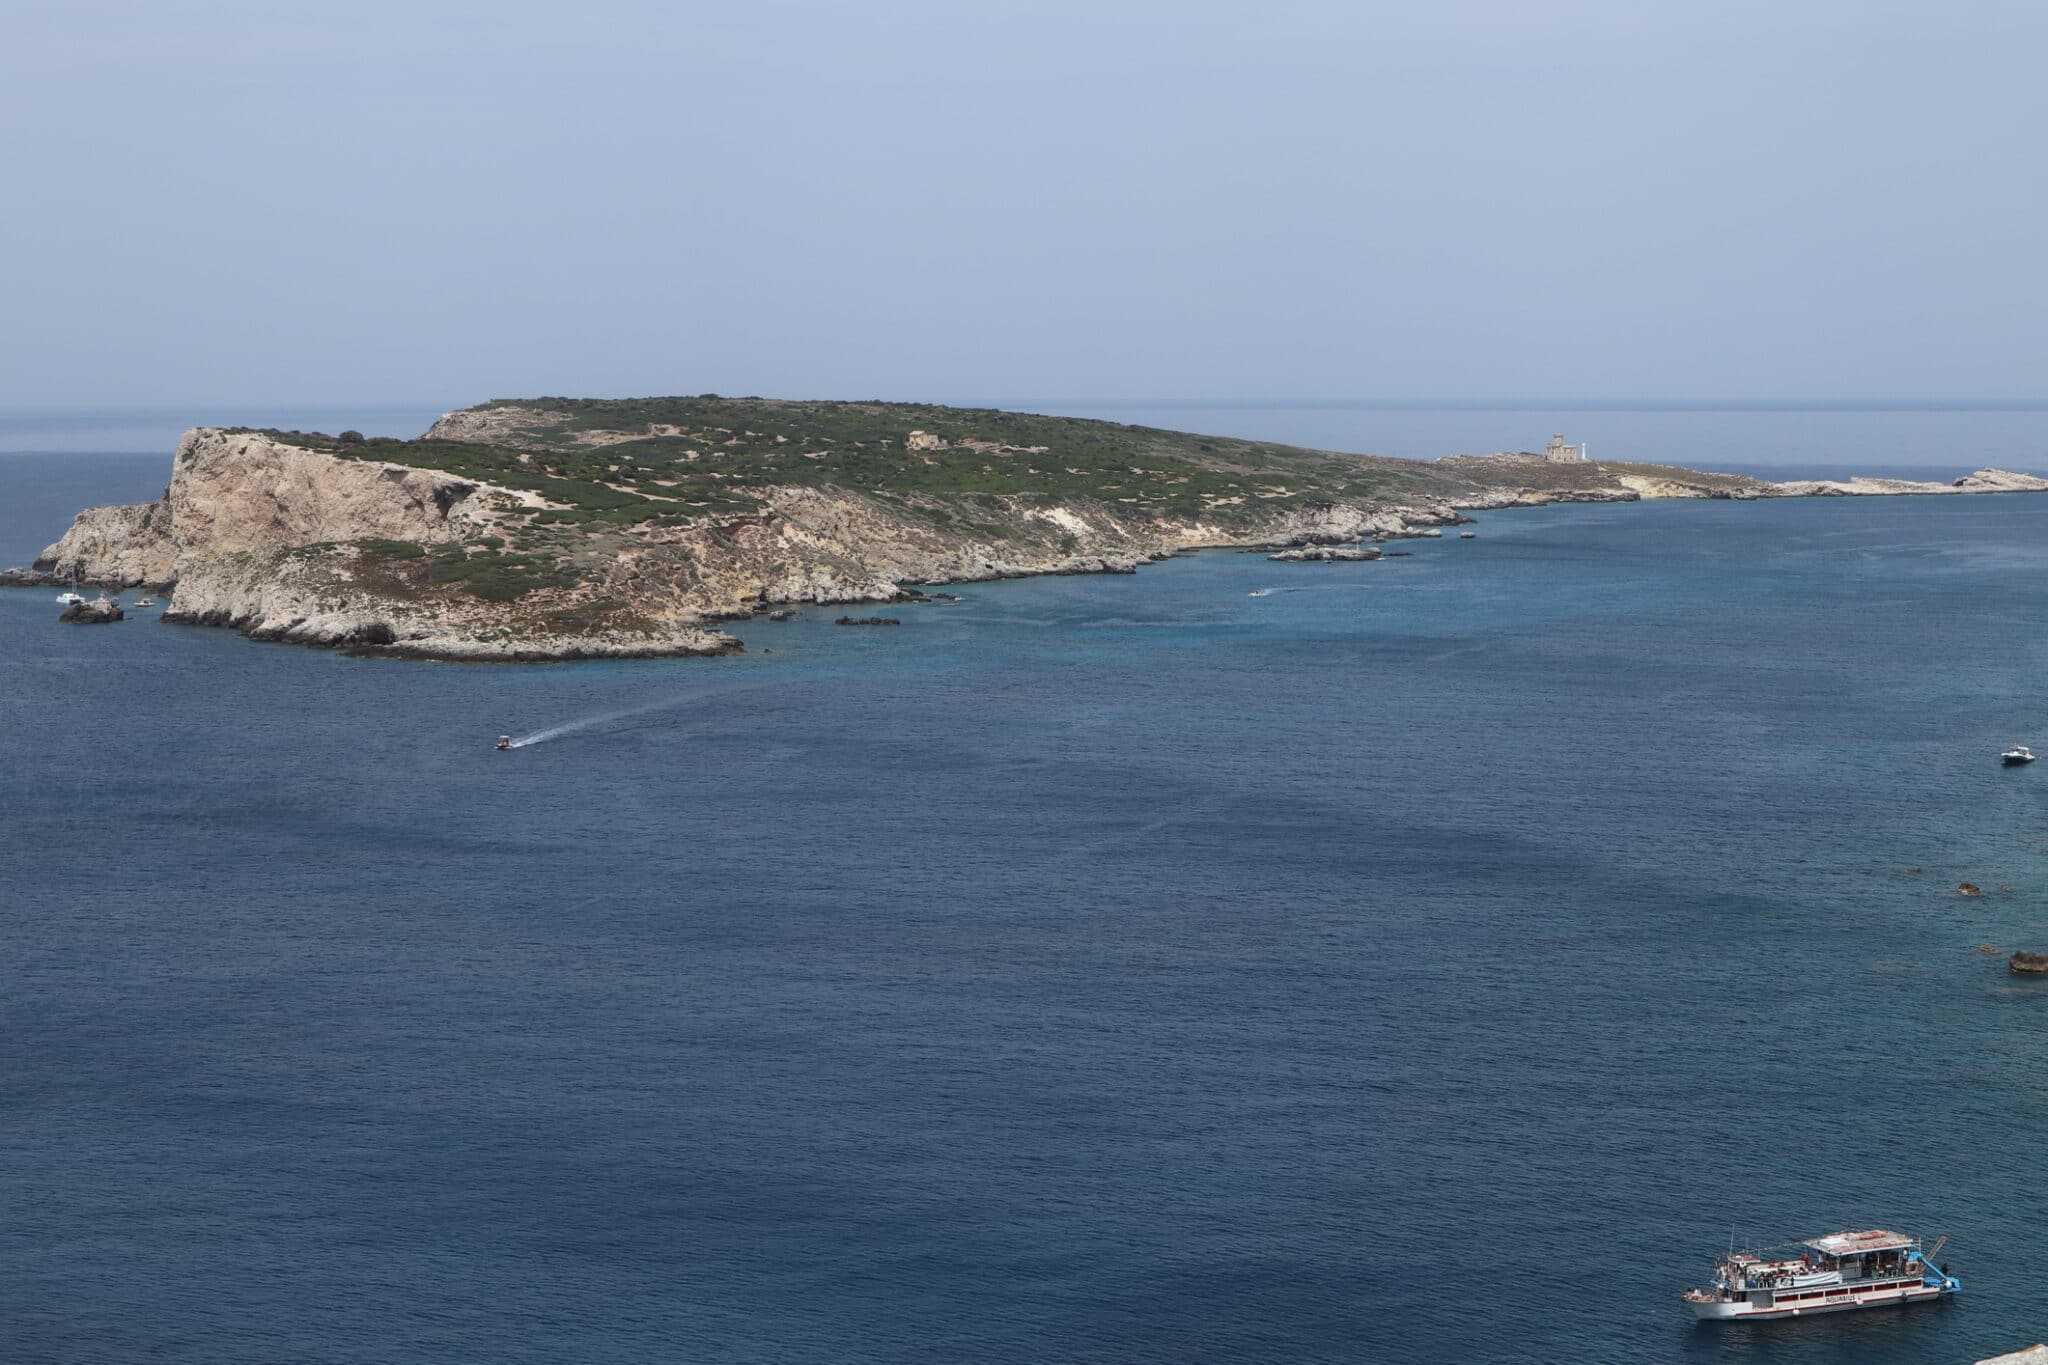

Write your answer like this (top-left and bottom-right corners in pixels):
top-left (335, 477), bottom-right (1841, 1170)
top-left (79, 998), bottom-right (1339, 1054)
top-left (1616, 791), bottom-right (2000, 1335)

top-left (1691, 1285), bottom-right (1953, 1321)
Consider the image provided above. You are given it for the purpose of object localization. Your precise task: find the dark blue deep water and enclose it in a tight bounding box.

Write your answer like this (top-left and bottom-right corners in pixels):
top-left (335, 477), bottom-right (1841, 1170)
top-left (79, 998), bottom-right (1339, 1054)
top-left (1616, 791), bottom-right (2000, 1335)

top-left (5, 457), bottom-right (2048, 1362)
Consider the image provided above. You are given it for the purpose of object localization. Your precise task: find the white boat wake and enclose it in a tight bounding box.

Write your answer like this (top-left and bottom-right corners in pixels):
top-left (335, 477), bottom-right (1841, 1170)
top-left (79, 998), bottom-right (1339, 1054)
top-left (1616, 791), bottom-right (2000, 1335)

top-left (504, 688), bottom-right (736, 749)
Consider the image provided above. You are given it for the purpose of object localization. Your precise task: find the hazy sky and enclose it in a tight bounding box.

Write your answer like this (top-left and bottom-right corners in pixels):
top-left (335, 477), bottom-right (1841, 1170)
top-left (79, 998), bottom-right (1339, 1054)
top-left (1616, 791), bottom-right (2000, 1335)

top-left (3, 0), bottom-right (2043, 409)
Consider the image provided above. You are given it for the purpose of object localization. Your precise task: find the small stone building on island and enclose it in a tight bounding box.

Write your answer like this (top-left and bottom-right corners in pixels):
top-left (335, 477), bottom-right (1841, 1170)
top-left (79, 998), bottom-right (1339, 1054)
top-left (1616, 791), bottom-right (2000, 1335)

top-left (1453, 434), bottom-right (1594, 462)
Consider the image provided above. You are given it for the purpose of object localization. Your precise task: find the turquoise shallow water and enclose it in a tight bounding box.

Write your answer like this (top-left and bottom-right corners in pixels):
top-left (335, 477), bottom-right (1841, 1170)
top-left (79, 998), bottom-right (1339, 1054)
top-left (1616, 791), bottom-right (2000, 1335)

top-left (4, 463), bottom-right (2048, 1362)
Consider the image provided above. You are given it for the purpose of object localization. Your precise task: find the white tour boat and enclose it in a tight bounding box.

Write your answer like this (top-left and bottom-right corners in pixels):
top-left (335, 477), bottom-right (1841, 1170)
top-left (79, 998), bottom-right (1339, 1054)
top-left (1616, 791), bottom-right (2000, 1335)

top-left (2004, 745), bottom-right (2038, 766)
top-left (1684, 1229), bottom-right (1957, 1321)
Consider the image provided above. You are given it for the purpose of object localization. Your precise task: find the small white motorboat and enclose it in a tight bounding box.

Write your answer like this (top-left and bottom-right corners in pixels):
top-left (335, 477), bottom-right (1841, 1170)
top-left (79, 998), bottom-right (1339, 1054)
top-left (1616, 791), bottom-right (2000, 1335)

top-left (1247, 589), bottom-right (1270, 598)
top-left (2003, 745), bottom-right (2037, 766)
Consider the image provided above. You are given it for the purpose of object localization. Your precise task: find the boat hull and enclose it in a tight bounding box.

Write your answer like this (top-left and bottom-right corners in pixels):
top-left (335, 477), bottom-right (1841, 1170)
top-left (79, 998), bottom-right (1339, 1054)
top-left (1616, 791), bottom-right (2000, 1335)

top-left (1688, 1280), bottom-right (1953, 1321)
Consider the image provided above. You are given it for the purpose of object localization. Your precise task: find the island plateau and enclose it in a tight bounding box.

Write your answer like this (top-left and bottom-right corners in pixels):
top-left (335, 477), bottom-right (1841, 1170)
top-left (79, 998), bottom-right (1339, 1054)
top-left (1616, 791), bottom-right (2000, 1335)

top-left (26, 396), bottom-right (2048, 660)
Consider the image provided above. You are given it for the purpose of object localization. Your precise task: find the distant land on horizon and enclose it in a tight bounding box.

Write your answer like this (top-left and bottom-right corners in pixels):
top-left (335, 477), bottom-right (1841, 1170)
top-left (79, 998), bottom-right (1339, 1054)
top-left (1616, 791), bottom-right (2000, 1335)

top-left (9, 396), bottom-right (2048, 419)
top-left (6, 397), bottom-right (2048, 472)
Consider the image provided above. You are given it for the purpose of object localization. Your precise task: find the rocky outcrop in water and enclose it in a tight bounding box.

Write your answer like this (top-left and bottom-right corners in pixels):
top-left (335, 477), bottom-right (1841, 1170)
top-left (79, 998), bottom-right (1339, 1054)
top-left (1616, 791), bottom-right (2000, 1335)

top-left (1974, 1345), bottom-right (2048, 1365)
top-left (1267, 545), bottom-right (1382, 562)
top-left (1769, 468), bottom-right (2048, 498)
top-left (2010, 951), bottom-right (2048, 974)
top-left (58, 599), bottom-right (124, 624)
top-left (1953, 469), bottom-right (2048, 492)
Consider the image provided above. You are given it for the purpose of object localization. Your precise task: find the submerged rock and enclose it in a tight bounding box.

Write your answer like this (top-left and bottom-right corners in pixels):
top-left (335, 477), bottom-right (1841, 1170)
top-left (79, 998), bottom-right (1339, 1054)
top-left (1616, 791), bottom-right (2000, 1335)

top-left (1958, 882), bottom-right (1983, 897)
top-left (834, 615), bottom-right (901, 626)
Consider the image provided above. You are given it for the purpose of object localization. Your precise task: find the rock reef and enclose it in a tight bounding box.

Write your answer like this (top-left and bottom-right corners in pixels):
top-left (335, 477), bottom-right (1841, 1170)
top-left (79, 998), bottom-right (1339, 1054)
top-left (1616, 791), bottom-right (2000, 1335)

top-left (1267, 545), bottom-right (1383, 562)
top-left (1773, 468), bottom-right (2048, 498)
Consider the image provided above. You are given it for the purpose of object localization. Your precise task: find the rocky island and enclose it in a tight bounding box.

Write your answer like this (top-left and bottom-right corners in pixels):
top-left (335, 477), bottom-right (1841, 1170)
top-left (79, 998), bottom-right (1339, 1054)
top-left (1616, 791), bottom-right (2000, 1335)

top-left (29, 396), bottom-right (2048, 660)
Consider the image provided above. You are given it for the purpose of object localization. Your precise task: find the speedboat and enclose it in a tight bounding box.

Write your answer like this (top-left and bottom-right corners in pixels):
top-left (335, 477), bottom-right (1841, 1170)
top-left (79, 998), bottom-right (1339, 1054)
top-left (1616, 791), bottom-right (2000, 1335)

top-left (2004, 746), bottom-right (2037, 766)
top-left (136, 596), bottom-right (155, 607)
top-left (1247, 589), bottom-right (1270, 598)
top-left (496, 736), bottom-right (512, 751)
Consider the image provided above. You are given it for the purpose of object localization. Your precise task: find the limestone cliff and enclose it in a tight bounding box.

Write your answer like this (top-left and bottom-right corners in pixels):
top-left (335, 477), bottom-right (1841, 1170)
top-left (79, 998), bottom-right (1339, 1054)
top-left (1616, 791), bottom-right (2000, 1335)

top-left (38, 498), bottom-right (178, 586)
top-left (38, 429), bottom-right (737, 659)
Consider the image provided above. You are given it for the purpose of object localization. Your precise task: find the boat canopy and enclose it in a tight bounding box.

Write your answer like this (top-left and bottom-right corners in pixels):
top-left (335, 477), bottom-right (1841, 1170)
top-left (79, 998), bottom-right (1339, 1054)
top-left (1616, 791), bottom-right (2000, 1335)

top-left (1804, 1230), bottom-right (1912, 1256)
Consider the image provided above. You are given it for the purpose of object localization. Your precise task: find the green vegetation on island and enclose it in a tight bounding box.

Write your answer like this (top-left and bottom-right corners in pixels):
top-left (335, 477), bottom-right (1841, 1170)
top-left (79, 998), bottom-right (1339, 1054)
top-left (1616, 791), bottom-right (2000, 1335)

top-left (218, 396), bottom-right (1773, 611)
top-left (243, 395), bottom-right (1558, 531)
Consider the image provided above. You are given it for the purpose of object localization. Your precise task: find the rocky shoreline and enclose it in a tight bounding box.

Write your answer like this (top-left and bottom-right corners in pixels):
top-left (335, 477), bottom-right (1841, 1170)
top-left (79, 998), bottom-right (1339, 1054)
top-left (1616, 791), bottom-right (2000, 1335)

top-left (21, 404), bottom-right (2048, 662)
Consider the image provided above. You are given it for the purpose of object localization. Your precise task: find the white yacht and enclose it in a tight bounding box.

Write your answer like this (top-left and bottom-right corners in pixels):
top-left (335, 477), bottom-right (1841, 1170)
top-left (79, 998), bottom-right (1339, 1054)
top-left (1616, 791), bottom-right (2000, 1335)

top-left (1684, 1229), bottom-right (1956, 1321)
top-left (55, 591), bottom-right (86, 606)
top-left (2003, 745), bottom-right (2037, 766)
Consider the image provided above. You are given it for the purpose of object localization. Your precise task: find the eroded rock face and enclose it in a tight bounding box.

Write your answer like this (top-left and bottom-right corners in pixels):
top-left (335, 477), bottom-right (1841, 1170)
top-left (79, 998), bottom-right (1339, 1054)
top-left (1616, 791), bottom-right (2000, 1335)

top-left (165, 429), bottom-right (483, 555)
top-left (39, 429), bottom-right (480, 575)
top-left (421, 406), bottom-right (571, 444)
top-left (36, 429), bottom-right (740, 660)
top-left (36, 499), bottom-right (176, 587)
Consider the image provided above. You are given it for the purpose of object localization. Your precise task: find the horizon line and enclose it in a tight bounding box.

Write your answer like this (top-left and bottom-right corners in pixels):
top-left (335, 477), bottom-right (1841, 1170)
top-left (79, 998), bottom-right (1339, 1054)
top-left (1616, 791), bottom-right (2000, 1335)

top-left (6, 396), bottom-right (2048, 419)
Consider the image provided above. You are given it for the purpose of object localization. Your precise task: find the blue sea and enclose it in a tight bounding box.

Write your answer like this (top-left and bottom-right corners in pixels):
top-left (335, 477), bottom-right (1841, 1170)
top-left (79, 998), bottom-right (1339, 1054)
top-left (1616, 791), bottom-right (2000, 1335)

top-left (5, 444), bottom-right (2048, 1362)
